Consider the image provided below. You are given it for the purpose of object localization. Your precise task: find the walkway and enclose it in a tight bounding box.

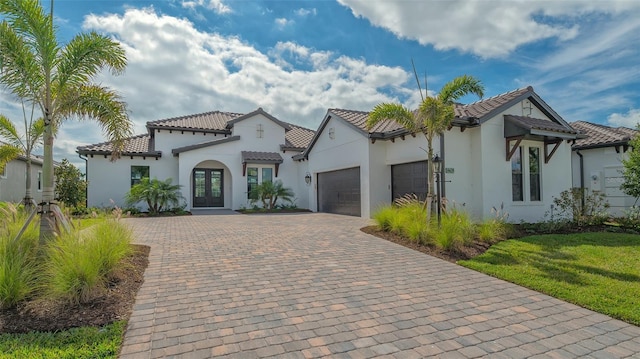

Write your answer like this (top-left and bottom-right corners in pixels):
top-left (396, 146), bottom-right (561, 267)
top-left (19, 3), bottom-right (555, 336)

top-left (119, 213), bottom-right (640, 358)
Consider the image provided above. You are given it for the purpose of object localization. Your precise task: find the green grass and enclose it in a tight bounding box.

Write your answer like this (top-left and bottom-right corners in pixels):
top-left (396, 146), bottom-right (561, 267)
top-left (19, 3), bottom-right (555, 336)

top-left (0, 321), bottom-right (126, 359)
top-left (460, 232), bottom-right (640, 325)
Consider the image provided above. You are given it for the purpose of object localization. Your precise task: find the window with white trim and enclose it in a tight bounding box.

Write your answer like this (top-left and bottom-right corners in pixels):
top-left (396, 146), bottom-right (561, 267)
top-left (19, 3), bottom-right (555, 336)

top-left (37, 171), bottom-right (42, 192)
top-left (511, 145), bottom-right (542, 202)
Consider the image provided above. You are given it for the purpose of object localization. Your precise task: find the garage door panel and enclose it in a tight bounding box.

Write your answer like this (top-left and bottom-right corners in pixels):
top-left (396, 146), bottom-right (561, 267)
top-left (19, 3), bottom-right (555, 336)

top-left (392, 161), bottom-right (428, 201)
top-left (318, 167), bottom-right (361, 216)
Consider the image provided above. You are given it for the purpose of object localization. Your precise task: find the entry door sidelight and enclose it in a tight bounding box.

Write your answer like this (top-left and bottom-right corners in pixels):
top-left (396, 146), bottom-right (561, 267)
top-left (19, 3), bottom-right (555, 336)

top-left (193, 168), bottom-right (224, 207)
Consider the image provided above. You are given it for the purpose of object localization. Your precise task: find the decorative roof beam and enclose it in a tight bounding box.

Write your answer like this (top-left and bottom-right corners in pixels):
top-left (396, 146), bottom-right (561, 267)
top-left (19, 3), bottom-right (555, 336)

top-left (506, 136), bottom-right (524, 161)
top-left (544, 138), bottom-right (563, 163)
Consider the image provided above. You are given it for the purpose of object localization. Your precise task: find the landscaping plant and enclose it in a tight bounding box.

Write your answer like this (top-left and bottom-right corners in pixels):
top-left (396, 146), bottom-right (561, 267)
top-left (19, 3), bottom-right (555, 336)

top-left (125, 177), bottom-right (183, 215)
top-left (552, 187), bottom-right (609, 225)
top-left (248, 180), bottom-right (294, 209)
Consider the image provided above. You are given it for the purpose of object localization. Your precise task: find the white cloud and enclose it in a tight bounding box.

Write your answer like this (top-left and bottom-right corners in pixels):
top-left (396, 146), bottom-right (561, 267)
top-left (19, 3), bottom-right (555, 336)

top-left (181, 0), bottom-right (231, 14)
top-left (608, 109), bottom-right (640, 128)
top-left (81, 7), bottom-right (411, 135)
top-left (294, 8), bottom-right (317, 17)
top-left (337, 0), bottom-right (640, 58)
top-left (274, 18), bottom-right (293, 30)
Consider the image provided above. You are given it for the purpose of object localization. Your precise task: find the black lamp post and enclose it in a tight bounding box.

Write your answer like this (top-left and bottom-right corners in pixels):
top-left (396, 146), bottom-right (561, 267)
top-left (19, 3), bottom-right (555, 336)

top-left (433, 154), bottom-right (442, 226)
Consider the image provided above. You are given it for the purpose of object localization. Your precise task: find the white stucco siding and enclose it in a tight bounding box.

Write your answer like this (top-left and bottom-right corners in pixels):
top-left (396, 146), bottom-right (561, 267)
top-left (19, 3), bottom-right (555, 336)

top-left (479, 114), bottom-right (573, 222)
top-left (86, 155), bottom-right (176, 209)
top-left (368, 140), bottom-right (390, 216)
top-left (231, 114), bottom-right (287, 151)
top-left (443, 128), bottom-right (475, 213)
top-left (572, 147), bottom-right (634, 216)
top-left (153, 131), bottom-right (227, 153)
top-left (306, 117), bottom-right (370, 216)
top-left (0, 159), bottom-right (44, 203)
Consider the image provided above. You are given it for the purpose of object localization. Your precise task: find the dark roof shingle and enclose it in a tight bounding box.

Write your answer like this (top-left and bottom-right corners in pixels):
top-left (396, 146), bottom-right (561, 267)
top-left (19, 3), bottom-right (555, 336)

top-left (241, 151), bottom-right (283, 164)
top-left (571, 121), bottom-right (637, 149)
top-left (77, 134), bottom-right (160, 156)
top-left (505, 115), bottom-right (576, 134)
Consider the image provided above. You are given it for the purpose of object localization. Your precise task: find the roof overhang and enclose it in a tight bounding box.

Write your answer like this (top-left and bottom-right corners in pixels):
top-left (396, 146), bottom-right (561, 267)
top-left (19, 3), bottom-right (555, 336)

top-left (76, 150), bottom-right (162, 159)
top-left (172, 136), bottom-right (240, 156)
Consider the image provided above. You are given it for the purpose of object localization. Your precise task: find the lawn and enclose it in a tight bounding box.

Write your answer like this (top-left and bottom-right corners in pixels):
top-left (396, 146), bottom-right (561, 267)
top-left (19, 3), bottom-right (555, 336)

top-left (459, 232), bottom-right (640, 326)
top-left (0, 321), bottom-right (125, 359)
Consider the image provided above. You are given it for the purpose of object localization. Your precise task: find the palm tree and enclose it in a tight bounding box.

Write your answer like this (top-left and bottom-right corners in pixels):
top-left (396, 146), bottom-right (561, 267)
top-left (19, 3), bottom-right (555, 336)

top-left (0, 142), bottom-right (21, 170)
top-left (0, 104), bottom-right (45, 207)
top-left (367, 75), bottom-right (484, 215)
top-left (125, 178), bottom-right (183, 215)
top-left (0, 0), bottom-right (133, 240)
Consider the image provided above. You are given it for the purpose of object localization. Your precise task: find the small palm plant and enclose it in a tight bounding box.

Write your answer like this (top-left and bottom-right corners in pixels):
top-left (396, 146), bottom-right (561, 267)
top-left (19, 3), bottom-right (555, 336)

top-left (249, 180), bottom-right (294, 209)
top-left (125, 178), bottom-right (183, 215)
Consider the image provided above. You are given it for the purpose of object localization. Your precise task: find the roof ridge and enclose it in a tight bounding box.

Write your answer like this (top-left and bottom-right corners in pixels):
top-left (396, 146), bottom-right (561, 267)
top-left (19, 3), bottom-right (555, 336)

top-left (465, 86), bottom-right (532, 106)
top-left (330, 108), bottom-right (370, 114)
top-left (148, 110), bottom-right (244, 124)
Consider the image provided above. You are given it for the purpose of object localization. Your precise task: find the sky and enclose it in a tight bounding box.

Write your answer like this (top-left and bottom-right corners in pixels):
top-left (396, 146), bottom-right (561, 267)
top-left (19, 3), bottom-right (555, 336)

top-left (1, 0), bottom-right (640, 170)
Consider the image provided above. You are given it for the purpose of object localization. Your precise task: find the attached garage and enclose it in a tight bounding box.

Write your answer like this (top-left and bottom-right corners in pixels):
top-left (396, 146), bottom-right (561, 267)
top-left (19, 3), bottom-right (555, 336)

top-left (317, 167), bottom-right (361, 216)
top-left (392, 161), bottom-right (428, 201)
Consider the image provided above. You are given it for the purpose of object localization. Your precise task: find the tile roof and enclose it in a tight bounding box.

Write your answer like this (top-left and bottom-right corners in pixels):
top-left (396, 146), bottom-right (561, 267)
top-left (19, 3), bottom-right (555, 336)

top-left (77, 134), bottom-right (161, 156)
top-left (328, 86), bottom-right (537, 135)
top-left (172, 136), bottom-right (241, 155)
top-left (241, 151), bottom-right (284, 163)
top-left (504, 115), bottom-right (577, 134)
top-left (79, 109), bottom-right (316, 155)
top-left (571, 121), bottom-right (637, 149)
top-left (147, 111), bottom-right (243, 131)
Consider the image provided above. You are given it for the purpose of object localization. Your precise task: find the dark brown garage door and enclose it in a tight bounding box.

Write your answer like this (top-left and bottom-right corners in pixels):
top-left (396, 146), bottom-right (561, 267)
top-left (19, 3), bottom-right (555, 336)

top-left (317, 167), bottom-right (361, 216)
top-left (392, 161), bottom-right (428, 201)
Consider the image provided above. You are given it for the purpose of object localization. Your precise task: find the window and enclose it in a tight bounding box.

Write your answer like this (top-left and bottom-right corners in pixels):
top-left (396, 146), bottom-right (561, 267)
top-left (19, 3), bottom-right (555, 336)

top-left (0, 163), bottom-right (6, 178)
top-left (37, 171), bottom-right (42, 192)
top-left (262, 168), bottom-right (273, 183)
top-left (131, 166), bottom-right (149, 186)
top-left (529, 147), bottom-right (541, 201)
top-left (256, 124), bottom-right (264, 138)
top-left (511, 145), bottom-right (542, 202)
top-left (247, 167), bottom-right (258, 199)
top-left (511, 147), bottom-right (523, 201)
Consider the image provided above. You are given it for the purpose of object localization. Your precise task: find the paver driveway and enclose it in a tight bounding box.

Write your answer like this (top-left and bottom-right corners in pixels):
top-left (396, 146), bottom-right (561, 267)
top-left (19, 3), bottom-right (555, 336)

top-left (120, 213), bottom-right (640, 358)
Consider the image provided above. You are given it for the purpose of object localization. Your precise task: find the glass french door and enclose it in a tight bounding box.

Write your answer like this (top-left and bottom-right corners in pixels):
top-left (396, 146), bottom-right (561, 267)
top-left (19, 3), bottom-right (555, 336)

top-left (193, 169), bottom-right (224, 207)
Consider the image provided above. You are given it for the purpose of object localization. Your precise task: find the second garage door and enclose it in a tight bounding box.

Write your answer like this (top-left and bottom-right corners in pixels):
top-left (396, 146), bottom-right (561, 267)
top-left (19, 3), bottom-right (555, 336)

top-left (317, 167), bottom-right (361, 216)
top-left (392, 161), bottom-right (428, 201)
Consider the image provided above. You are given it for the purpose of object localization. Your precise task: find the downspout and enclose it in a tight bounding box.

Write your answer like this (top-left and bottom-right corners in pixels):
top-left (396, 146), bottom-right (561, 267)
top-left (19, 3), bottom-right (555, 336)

top-left (576, 150), bottom-right (585, 211)
top-left (79, 154), bottom-right (88, 208)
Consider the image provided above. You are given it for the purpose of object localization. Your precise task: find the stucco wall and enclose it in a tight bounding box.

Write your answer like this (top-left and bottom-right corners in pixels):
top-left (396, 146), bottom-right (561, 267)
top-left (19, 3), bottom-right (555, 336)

top-left (0, 159), bottom-right (43, 203)
top-left (572, 147), bottom-right (634, 216)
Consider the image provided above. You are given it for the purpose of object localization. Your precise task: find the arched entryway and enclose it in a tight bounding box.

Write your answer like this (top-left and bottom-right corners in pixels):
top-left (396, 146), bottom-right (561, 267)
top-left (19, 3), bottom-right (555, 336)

top-left (191, 160), bottom-right (232, 208)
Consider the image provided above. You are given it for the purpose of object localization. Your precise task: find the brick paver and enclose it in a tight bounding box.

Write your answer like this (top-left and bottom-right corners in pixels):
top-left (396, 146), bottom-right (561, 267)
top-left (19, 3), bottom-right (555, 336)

top-left (119, 213), bottom-right (640, 358)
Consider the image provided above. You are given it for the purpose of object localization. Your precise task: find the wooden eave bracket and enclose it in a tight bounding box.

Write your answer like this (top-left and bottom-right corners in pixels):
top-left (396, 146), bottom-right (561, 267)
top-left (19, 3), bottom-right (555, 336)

top-left (506, 136), bottom-right (524, 161)
top-left (544, 138), bottom-right (563, 163)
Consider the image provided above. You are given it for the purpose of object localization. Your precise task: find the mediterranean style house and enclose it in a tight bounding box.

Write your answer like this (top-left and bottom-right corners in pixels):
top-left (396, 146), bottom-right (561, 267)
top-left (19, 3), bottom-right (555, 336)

top-left (78, 86), bottom-right (582, 223)
top-left (571, 121), bottom-right (639, 215)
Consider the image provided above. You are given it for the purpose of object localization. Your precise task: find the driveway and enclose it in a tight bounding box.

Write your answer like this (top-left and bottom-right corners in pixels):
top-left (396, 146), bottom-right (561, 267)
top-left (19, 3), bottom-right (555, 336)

top-left (119, 213), bottom-right (640, 358)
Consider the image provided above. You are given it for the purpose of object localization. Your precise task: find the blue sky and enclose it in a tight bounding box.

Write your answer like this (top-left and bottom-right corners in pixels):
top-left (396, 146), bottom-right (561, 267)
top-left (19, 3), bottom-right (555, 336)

top-left (1, 0), bottom-right (640, 168)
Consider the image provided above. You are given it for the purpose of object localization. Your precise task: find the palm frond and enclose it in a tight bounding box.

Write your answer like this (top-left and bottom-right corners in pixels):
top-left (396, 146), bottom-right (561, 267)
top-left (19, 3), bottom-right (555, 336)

top-left (57, 85), bottom-right (132, 160)
top-left (367, 103), bottom-right (418, 132)
top-left (0, 21), bottom-right (45, 102)
top-left (56, 31), bottom-right (127, 90)
top-left (28, 117), bottom-right (45, 148)
top-left (418, 97), bottom-right (456, 138)
top-left (0, 114), bottom-right (22, 147)
top-left (0, 144), bottom-right (22, 170)
top-left (438, 75), bottom-right (484, 104)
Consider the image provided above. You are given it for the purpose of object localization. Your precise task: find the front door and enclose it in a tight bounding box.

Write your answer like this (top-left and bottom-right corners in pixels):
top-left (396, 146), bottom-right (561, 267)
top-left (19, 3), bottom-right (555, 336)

top-left (193, 168), bottom-right (224, 207)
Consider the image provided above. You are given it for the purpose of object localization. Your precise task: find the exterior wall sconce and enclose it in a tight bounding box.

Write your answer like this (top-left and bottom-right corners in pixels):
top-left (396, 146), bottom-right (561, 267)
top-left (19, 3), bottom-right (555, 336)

top-left (328, 127), bottom-right (335, 139)
top-left (304, 172), bottom-right (312, 185)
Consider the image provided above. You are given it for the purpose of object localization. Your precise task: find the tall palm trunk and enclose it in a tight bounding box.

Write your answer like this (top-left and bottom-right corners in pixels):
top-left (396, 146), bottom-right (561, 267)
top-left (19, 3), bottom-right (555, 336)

top-left (39, 123), bottom-right (56, 242)
top-left (23, 157), bottom-right (32, 205)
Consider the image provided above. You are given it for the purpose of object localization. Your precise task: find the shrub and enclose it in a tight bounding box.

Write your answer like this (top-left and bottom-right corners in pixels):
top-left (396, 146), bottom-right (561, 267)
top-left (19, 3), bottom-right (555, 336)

top-left (553, 187), bottom-right (609, 225)
top-left (478, 220), bottom-right (507, 244)
top-left (0, 205), bottom-right (40, 309)
top-left (126, 178), bottom-right (183, 215)
top-left (45, 219), bottom-right (133, 303)
top-left (249, 180), bottom-right (295, 209)
top-left (434, 209), bottom-right (475, 251)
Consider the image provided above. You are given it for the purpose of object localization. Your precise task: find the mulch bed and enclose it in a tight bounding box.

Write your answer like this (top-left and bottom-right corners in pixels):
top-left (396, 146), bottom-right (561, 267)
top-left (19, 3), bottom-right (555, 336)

top-left (360, 225), bottom-right (493, 263)
top-left (0, 244), bottom-right (150, 334)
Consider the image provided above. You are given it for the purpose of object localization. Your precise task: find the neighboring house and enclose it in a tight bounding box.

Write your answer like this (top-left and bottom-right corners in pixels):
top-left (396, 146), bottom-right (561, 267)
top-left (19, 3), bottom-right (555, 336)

top-left (78, 86), bottom-right (580, 222)
top-left (77, 108), bottom-right (315, 211)
top-left (0, 150), bottom-right (45, 204)
top-left (571, 121), bottom-right (639, 216)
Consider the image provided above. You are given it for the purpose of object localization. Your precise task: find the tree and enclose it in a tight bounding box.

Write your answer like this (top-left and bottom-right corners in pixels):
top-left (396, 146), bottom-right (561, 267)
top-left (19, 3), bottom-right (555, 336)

top-left (249, 180), bottom-right (295, 209)
top-left (0, 104), bottom-right (45, 207)
top-left (0, 0), bottom-right (133, 240)
top-left (621, 130), bottom-right (640, 204)
top-left (367, 75), bottom-right (484, 216)
top-left (125, 178), bottom-right (183, 215)
top-left (0, 142), bottom-right (21, 172)
top-left (54, 159), bottom-right (86, 208)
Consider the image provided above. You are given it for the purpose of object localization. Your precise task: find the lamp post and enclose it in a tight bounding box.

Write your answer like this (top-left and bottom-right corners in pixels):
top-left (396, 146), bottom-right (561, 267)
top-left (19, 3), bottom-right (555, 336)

top-left (433, 154), bottom-right (442, 226)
